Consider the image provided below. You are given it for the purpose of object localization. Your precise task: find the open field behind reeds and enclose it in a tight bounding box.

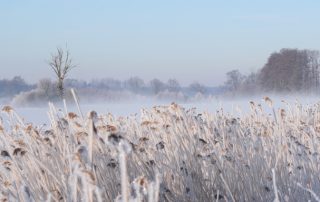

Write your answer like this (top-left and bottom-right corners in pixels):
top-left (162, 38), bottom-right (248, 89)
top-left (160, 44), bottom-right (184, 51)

top-left (0, 97), bottom-right (320, 201)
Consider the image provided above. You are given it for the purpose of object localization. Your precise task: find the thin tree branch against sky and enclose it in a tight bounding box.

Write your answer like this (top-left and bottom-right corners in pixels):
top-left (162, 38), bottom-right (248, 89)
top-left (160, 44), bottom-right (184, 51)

top-left (0, 0), bottom-right (320, 86)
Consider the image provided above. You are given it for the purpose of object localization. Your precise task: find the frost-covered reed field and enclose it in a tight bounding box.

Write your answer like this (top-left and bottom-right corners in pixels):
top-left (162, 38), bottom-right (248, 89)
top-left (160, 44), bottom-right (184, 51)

top-left (0, 96), bottom-right (320, 201)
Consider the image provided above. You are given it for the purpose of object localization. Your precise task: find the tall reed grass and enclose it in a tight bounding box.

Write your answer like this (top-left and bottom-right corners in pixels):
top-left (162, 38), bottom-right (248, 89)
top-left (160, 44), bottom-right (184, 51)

top-left (0, 96), bottom-right (320, 201)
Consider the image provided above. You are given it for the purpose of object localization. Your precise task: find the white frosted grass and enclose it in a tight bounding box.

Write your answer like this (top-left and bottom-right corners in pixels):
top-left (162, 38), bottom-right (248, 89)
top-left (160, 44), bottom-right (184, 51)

top-left (272, 169), bottom-right (280, 202)
top-left (71, 88), bottom-right (84, 121)
top-left (296, 183), bottom-right (320, 202)
top-left (119, 147), bottom-right (129, 202)
top-left (1, 96), bottom-right (320, 201)
top-left (63, 99), bottom-right (68, 115)
top-left (88, 118), bottom-right (94, 168)
top-left (220, 173), bottom-right (235, 202)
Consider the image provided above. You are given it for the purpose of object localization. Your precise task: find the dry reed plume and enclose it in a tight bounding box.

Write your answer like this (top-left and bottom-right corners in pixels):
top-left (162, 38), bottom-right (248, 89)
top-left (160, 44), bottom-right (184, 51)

top-left (0, 96), bottom-right (319, 201)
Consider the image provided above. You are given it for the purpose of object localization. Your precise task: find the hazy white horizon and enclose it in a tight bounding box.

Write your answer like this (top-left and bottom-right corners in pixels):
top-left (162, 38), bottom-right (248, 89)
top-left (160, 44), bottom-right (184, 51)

top-left (1, 0), bottom-right (320, 86)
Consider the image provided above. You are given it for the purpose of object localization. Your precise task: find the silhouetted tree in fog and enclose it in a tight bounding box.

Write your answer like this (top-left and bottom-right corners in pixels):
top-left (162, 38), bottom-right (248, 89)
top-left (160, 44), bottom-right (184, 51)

top-left (48, 47), bottom-right (76, 98)
top-left (305, 50), bottom-right (320, 91)
top-left (37, 78), bottom-right (55, 98)
top-left (258, 48), bottom-right (320, 92)
top-left (189, 82), bottom-right (206, 94)
top-left (241, 72), bottom-right (258, 93)
top-left (225, 70), bottom-right (245, 92)
top-left (167, 79), bottom-right (181, 92)
top-left (150, 79), bottom-right (166, 94)
top-left (124, 77), bottom-right (145, 93)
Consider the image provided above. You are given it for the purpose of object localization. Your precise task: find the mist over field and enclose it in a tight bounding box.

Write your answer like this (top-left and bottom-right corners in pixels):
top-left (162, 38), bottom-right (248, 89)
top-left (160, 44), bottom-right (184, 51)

top-left (1, 48), bottom-right (320, 201)
top-left (2, 47), bottom-right (320, 124)
top-left (5, 93), bottom-right (320, 126)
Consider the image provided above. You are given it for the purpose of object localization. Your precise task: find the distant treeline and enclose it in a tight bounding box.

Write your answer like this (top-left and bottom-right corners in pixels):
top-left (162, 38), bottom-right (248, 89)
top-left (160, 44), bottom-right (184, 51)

top-left (64, 77), bottom-right (222, 96)
top-left (0, 77), bottom-right (224, 106)
top-left (3, 48), bottom-right (317, 105)
top-left (225, 48), bottom-right (320, 95)
top-left (0, 76), bottom-right (35, 98)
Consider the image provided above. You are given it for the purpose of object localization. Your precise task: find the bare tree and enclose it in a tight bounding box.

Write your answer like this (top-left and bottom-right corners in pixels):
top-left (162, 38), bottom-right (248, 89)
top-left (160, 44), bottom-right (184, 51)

top-left (306, 50), bottom-right (320, 91)
top-left (150, 78), bottom-right (166, 94)
top-left (241, 72), bottom-right (258, 93)
top-left (48, 47), bottom-right (76, 98)
top-left (124, 77), bottom-right (145, 93)
top-left (225, 69), bottom-right (245, 92)
top-left (189, 82), bottom-right (206, 94)
top-left (38, 78), bottom-right (55, 98)
top-left (167, 79), bottom-right (181, 92)
top-left (258, 48), bottom-right (320, 92)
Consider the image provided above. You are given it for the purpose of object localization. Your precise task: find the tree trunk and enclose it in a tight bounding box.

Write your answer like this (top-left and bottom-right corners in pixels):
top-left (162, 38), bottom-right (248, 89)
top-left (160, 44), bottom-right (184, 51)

top-left (57, 79), bottom-right (64, 98)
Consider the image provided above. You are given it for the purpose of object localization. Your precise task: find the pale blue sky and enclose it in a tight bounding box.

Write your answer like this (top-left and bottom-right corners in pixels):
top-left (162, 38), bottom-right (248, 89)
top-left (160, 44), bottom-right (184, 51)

top-left (1, 0), bottom-right (320, 86)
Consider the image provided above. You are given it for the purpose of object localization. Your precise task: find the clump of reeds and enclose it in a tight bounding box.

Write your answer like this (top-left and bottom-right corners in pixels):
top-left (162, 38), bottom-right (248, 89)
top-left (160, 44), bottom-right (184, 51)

top-left (0, 95), bottom-right (320, 201)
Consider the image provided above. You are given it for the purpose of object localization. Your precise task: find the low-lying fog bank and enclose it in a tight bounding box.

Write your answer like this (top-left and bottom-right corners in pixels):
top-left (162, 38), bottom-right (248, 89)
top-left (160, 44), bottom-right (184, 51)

top-left (1, 94), bottom-right (320, 126)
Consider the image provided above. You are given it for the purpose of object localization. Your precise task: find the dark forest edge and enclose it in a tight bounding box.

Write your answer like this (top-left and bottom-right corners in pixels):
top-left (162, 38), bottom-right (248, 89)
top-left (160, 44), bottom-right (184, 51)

top-left (225, 48), bottom-right (320, 95)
